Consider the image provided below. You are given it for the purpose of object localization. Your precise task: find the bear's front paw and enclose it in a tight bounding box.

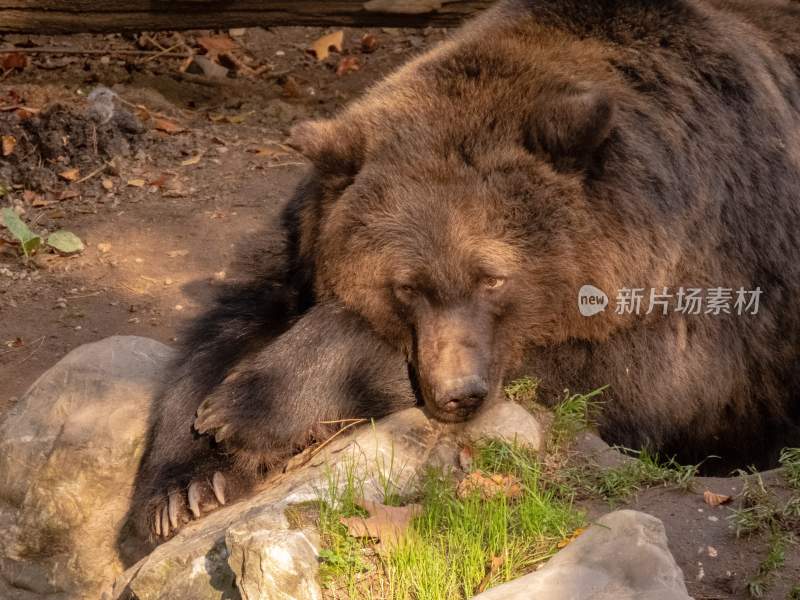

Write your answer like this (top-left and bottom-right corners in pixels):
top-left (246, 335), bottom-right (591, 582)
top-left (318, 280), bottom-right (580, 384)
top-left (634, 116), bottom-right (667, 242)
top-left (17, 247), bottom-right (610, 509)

top-left (195, 394), bottom-right (238, 443)
top-left (149, 471), bottom-right (228, 539)
top-left (193, 370), bottom-right (253, 444)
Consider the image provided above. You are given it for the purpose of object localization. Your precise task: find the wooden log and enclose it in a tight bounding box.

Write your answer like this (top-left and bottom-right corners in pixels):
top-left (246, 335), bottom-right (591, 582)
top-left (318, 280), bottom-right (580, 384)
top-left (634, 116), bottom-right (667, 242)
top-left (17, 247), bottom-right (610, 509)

top-left (0, 1), bottom-right (493, 34)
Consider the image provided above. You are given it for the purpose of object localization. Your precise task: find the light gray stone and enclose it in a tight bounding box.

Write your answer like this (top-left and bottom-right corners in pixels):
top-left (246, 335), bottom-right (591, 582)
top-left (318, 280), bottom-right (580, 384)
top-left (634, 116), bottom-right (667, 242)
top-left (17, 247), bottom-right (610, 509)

top-left (227, 518), bottom-right (321, 600)
top-left (187, 56), bottom-right (229, 80)
top-left (0, 336), bottom-right (174, 600)
top-left (473, 510), bottom-right (690, 600)
top-left (460, 399), bottom-right (543, 452)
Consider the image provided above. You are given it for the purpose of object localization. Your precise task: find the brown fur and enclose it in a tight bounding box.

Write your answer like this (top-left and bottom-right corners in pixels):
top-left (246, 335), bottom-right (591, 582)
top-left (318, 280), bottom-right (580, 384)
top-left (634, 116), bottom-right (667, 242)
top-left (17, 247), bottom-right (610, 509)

top-left (289, 0), bottom-right (800, 465)
top-left (128, 0), bottom-right (800, 545)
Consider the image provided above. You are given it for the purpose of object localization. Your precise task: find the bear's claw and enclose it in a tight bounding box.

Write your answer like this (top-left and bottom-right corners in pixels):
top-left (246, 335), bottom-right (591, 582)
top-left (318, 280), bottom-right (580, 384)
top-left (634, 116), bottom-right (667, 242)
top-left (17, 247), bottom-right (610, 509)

top-left (151, 471), bottom-right (227, 539)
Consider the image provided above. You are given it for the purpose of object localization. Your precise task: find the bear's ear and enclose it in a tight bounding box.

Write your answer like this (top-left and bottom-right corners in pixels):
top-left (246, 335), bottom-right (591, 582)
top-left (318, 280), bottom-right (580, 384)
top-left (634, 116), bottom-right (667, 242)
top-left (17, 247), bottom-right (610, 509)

top-left (288, 119), bottom-right (366, 176)
top-left (524, 86), bottom-right (615, 172)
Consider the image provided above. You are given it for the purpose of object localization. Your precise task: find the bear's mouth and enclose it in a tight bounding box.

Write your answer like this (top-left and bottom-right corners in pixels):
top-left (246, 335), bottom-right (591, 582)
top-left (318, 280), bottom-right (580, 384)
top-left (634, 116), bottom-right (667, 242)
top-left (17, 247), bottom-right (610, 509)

top-left (425, 402), bottom-right (481, 423)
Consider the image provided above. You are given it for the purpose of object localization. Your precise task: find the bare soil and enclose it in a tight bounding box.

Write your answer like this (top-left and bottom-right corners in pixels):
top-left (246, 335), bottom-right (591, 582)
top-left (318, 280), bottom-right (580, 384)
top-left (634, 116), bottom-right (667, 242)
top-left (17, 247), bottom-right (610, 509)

top-left (1, 26), bottom-right (798, 600)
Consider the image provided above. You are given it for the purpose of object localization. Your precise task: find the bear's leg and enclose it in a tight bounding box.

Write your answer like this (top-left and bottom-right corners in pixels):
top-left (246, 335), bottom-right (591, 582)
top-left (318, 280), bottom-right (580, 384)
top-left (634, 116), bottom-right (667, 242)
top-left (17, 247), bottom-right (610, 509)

top-left (132, 277), bottom-right (304, 540)
top-left (141, 301), bottom-right (415, 538)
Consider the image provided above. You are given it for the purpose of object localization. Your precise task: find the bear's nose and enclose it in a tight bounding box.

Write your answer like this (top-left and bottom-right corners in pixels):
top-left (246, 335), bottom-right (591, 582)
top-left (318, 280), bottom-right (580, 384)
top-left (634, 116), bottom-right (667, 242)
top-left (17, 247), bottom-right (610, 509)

top-left (439, 376), bottom-right (489, 412)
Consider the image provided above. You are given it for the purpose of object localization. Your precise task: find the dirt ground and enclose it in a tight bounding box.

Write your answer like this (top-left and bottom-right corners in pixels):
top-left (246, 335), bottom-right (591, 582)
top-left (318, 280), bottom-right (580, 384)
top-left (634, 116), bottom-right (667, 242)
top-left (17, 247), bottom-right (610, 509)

top-left (1, 26), bottom-right (798, 600)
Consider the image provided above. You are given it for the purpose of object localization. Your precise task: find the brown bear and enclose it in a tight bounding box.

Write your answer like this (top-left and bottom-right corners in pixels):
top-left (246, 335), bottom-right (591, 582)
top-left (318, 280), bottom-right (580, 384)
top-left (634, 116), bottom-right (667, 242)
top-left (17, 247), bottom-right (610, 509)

top-left (131, 0), bottom-right (800, 541)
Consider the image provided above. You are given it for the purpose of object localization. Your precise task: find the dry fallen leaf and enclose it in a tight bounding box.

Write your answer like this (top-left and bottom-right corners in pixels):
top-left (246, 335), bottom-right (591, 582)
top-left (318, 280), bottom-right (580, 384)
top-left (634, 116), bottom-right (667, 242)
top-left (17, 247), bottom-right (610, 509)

top-left (227, 112), bottom-right (251, 124)
top-left (477, 555), bottom-right (505, 593)
top-left (456, 471), bottom-right (522, 500)
top-left (58, 189), bottom-right (80, 201)
top-left (58, 168), bottom-right (80, 182)
top-left (1, 52), bottom-right (27, 71)
top-left (703, 490), bottom-right (732, 507)
top-left (340, 500), bottom-right (422, 550)
top-left (458, 446), bottom-right (474, 472)
top-left (97, 242), bottom-right (112, 253)
top-left (309, 30), bottom-right (344, 61)
top-left (101, 178), bottom-right (114, 191)
top-left (127, 178), bottom-right (146, 188)
top-left (167, 249), bottom-right (189, 258)
top-left (181, 154), bottom-right (203, 166)
top-left (281, 76), bottom-right (303, 98)
top-left (22, 190), bottom-right (40, 203)
top-left (197, 35), bottom-right (239, 54)
top-left (556, 527), bottom-right (587, 549)
top-left (2, 135), bottom-right (16, 157)
top-left (152, 117), bottom-right (186, 134)
top-left (336, 56), bottom-right (361, 76)
top-left (248, 145), bottom-right (289, 159)
top-left (15, 107), bottom-right (37, 120)
top-left (31, 196), bottom-right (54, 207)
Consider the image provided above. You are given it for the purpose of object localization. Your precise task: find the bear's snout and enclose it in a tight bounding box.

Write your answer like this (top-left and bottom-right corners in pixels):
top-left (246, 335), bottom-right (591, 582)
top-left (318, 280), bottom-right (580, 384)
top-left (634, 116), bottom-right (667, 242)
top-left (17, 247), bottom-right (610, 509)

top-left (437, 375), bottom-right (489, 414)
top-left (415, 306), bottom-right (494, 422)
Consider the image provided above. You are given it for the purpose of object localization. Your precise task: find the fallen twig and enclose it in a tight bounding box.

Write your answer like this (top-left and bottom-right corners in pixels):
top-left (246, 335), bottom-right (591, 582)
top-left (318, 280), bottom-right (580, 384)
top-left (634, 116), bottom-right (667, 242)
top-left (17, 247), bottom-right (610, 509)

top-left (141, 43), bottom-right (183, 64)
top-left (74, 161), bottom-right (110, 185)
top-left (0, 105), bottom-right (40, 113)
top-left (0, 46), bottom-right (192, 58)
top-left (13, 336), bottom-right (46, 365)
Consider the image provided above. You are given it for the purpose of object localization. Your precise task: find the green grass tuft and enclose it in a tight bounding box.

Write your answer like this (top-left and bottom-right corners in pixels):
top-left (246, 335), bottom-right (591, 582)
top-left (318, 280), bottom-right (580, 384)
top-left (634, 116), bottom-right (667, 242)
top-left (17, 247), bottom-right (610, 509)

top-left (727, 466), bottom-right (800, 598)
top-left (746, 533), bottom-right (789, 598)
top-left (503, 376), bottom-right (539, 409)
top-left (317, 440), bottom-right (585, 599)
top-left (584, 449), bottom-right (698, 503)
top-left (549, 386), bottom-right (607, 448)
top-left (780, 447), bottom-right (800, 490)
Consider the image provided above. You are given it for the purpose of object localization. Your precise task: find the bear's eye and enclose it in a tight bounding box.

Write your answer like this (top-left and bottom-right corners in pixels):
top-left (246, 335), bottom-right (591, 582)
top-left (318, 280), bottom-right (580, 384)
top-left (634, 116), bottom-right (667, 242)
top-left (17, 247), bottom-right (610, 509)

top-left (395, 283), bottom-right (417, 302)
top-left (482, 276), bottom-right (506, 290)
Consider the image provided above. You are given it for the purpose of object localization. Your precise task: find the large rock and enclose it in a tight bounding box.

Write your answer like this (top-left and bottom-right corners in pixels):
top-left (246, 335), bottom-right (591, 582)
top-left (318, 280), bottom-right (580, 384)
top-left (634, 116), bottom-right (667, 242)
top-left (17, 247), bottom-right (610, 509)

top-left (0, 337), bottom-right (174, 600)
top-left (113, 403), bottom-right (537, 600)
top-left (0, 336), bottom-right (543, 600)
top-left (473, 510), bottom-right (691, 600)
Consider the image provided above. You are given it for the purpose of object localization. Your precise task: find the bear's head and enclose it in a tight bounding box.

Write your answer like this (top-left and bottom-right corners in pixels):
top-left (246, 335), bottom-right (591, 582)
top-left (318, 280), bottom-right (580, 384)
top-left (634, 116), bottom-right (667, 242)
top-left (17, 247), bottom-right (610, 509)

top-left (289, 66), bottom-right (620, 422)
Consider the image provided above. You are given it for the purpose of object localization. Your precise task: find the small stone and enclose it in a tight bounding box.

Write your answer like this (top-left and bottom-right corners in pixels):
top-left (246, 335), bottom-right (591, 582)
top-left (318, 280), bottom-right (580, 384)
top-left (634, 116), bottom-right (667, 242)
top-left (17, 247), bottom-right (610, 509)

top-left (187, 55), bottom-right (229, 80)
top-left (214, 271), bottom-right (226, 281)
top-left (227, 523), bottom-right (322, 600)
top-left (473, 510), bottom-right (691, 600)
top-left (175, 305), bottom-right (183, 311)
top-left (461, 400), bottom-right (543, 451)
top-left (97, 242), bottom-right (111, 253)
top-left (707, 546), bottom-right (718, 558)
